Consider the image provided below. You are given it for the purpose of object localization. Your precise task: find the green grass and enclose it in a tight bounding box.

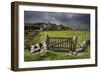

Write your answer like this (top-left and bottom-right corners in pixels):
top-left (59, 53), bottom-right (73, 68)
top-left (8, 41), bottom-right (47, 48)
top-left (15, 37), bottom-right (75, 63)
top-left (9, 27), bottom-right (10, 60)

top-left (25, 30), bottom-right (89, 46)
top-left (24, 48), bottom-right (90, 61)
top-left (24, 30), bottom-right (90, 61)
top-left (38, 30), bottom-right (89, 44)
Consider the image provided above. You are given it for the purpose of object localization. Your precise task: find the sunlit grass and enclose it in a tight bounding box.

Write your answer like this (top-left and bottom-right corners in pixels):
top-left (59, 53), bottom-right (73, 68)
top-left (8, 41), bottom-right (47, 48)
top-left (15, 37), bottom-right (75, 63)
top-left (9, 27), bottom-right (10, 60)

top-left (39, 30), bottom-right (89, 44)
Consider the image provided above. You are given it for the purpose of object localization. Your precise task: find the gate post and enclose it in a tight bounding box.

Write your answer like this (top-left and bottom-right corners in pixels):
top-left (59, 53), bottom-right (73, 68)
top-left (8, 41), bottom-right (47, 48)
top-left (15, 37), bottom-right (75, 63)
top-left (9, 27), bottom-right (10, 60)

top-left (72, 36), bottom-right (78, 52)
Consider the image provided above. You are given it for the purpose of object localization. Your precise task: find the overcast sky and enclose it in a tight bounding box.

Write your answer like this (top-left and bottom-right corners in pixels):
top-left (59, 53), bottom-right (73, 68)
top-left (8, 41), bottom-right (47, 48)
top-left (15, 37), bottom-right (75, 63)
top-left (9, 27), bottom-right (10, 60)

top-left (24, 11), bottom-right (90, 29)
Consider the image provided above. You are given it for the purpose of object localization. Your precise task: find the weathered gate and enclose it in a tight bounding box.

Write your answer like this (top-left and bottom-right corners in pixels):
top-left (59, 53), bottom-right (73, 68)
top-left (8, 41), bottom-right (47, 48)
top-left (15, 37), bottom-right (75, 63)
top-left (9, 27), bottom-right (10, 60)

top-left (45, 35), bottom-right (78, 52)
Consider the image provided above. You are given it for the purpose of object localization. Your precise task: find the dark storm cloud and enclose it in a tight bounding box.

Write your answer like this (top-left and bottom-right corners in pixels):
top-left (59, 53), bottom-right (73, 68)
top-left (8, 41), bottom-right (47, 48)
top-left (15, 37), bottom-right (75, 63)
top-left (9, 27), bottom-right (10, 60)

top-left (24, 11), bottom-right (90, 29)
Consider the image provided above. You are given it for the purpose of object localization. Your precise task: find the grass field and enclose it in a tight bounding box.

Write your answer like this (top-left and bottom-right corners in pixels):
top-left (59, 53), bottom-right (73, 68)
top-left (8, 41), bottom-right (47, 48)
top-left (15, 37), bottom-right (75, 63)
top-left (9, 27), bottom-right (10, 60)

top-left (39, 30), bottom-right (89, 44)
top-left (24, 30), bottom-right (90, 61)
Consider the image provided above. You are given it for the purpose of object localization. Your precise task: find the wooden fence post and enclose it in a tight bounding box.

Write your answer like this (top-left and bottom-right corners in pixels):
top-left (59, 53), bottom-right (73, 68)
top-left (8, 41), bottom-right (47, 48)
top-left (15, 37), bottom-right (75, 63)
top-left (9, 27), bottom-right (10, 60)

top-left (72, 36), bottom-right (78, 52)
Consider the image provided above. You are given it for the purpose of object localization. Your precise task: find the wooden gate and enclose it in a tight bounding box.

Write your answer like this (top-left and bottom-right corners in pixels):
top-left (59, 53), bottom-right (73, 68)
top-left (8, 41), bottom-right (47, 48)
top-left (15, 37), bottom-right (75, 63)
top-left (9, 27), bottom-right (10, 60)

top-left (45, 35), bottom-right (78, 52)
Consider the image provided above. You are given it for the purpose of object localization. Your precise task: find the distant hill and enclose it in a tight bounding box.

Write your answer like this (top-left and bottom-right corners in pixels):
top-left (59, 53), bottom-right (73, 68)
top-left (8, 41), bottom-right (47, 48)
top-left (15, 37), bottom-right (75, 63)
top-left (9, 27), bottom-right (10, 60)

top-left (24, 22), bottom-right (88, 31)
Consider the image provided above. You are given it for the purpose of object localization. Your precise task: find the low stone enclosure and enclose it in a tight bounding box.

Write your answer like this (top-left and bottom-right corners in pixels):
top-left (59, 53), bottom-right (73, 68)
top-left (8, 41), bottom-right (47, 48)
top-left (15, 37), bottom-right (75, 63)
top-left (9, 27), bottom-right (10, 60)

top-left (30, 35), bottom-right (90, 54)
